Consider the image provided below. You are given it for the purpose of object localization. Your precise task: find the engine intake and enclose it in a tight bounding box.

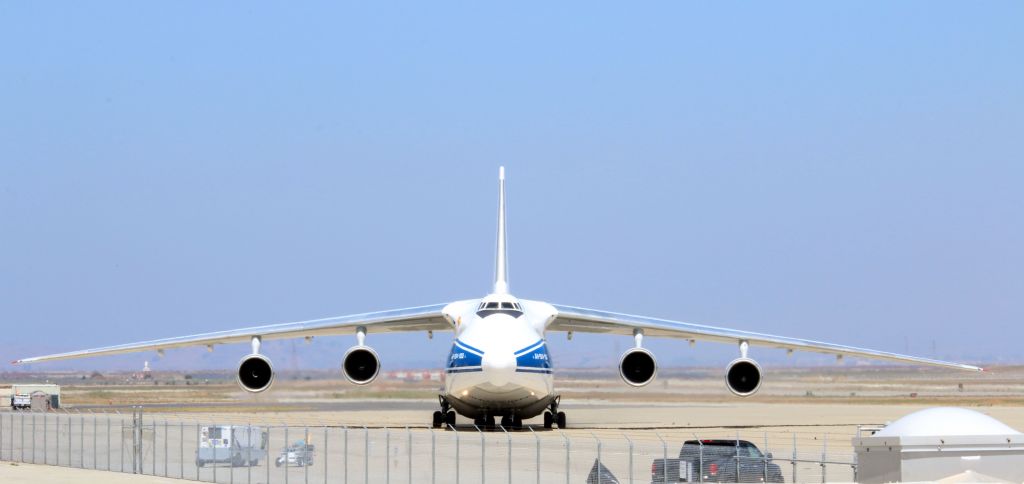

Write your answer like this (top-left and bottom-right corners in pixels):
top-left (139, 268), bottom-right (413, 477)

top-left (725, 357), bottom-right (762, 396)
top-left (618, 348), bottom-right (657, 387)
top-left (236, 354), bottom-right (274, 393)
top-left (343, 346), bottom-right (381, 385)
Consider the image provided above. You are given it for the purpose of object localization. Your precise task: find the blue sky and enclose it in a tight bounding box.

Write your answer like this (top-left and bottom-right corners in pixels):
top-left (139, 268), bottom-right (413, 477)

top-left (1, 2), bottom-right (1021, 372)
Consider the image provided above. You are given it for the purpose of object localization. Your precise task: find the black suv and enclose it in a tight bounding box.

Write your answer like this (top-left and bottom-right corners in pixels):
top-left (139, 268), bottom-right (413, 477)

top-left (651, 439), bottom-right (784, 483)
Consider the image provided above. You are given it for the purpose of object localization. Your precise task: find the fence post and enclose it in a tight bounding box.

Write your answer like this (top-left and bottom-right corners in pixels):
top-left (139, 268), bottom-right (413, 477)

top-left (735, 431), bottom-right (741, 484)
top-left (283, 424), bottom-right (288, 484)
top-left (325, 426), bottom-right (330, 484)
top-left (473, 425), bottom-right (484, 484)
top-left (20, 406), bottom-right (25, 462)
top-left (792, 433), bottom-right (797, 483)
top-left (763, 431), bottom-right (768, 482)
top-left (656, 433), bottom-right (667, 484)
top-left (385, 427), bottom-right (391, 484)
top-left (43, 411), bottom-right (47, 465)
top-left (266, 426), bottom-right (271, 484)
top-left (364, 426), bottom-right (369, 484)
top-left (558, 430), bottom-right (570, 484)
top-left (214, 423), bottom-right (219, 484)
top-left (429, 427), bottom-right (436, 484)
top-left (528, 426), bottom-right (540, 484)
top-left (67, 411), bottom-right (72, 467)
top-left (344, 426), bottom-right (349, 484)
top-left (32, 411), bottom-right (36, 464)
top-left (689, 433), bottom-right (703, 484)
top-left (624, 435), bottom-right (634, 484)
top-left (179, 421), bottom-right (183, 479)
top-left (406, 426), bottom-right (412, 484)
top-left (821, 433), bottom-right (827, 484)
top-left (228, 423), bottom-right (234, 484)
top-left (305, 426), bottom-right (310, 484)
top-left (250, 424), bottom-right (255, 484)
top-left (449, 424), bottom-right (459, 484)
top-left (499, 425), bottom-right (511, 484)
top-left (92, 411), bottom-right (97, 470)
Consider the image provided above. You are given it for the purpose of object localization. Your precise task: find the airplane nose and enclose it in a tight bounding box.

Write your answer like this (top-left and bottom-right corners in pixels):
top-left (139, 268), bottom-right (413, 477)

top-left (481, 351), bottom-right (516, 386)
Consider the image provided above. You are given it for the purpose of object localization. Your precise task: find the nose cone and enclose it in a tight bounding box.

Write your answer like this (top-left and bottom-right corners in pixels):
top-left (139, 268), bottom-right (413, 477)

top-left (481, 350), bottom-right (516, 387)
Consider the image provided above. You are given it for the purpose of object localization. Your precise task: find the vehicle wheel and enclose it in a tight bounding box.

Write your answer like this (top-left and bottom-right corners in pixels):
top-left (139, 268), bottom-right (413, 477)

top-left (432, 411), bottom-right (443, 428)
top-left (275, 458), bottom-right (283, 468)
top-left (445, 411), bottom-right (457, 427)
top-left (543, 412), bottom-right (553, 429)
top-left (556, 411), bottom-right (566, 429)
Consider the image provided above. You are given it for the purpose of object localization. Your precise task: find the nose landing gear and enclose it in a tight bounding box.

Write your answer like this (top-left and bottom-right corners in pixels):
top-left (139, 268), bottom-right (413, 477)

top-left (543, 396), bottom-right (566, 429)
top-left (432, 396), bottom-right (457, 428)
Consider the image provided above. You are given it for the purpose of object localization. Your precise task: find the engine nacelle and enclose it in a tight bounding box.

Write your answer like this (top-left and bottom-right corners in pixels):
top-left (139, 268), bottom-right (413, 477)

top-left (236, 353), bottom-right (275, 393)
top-left (618, 348), bottom-right (657, 387)
top-left (725, 357), bottom-right (762, 396)
top-left (343, 345), bottom-right (381, 385)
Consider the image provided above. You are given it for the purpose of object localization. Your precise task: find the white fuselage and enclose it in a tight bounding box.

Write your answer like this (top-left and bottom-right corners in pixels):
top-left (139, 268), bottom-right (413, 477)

top-left (440, 297), bottom-right (558, 418)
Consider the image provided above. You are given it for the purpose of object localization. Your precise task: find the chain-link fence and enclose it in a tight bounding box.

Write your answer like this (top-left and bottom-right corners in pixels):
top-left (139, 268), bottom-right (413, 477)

top-left (0, 407), bottom-right (858, 483)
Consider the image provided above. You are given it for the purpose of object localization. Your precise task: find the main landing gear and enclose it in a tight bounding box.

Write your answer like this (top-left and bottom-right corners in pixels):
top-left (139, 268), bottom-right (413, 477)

top-left (432, 396), bottom-right (456, 428)
top-left (543, 396), bottom-right (566, 429)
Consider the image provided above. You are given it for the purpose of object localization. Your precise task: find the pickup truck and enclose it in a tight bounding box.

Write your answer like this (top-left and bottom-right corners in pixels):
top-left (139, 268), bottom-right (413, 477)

top-left (11, 394), bottom-right (31, 410)
top-left (650, 439), bottom-right (784, 483)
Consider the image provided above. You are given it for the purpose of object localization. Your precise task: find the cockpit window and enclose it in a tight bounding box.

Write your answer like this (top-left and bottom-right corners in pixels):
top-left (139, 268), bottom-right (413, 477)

top-left (476, 299), bottom-right (524, 317)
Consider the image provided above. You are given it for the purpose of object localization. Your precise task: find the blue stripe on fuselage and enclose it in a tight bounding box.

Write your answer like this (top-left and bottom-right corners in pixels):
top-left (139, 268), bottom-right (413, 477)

top-left (448, 340), bottom-right (483, 370)
top-left (514, 339), bottom-right (552, 372)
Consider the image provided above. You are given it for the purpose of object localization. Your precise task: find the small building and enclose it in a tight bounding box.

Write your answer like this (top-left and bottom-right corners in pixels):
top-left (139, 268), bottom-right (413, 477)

top-left (11, 384), bottom-right (60, 409)
top-left (853, 407), bottom-right (1024, 483)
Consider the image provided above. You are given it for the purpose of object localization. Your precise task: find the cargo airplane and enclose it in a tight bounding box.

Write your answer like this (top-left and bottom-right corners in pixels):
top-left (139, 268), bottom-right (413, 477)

top-left (15, 168), bottom-right (982, 429)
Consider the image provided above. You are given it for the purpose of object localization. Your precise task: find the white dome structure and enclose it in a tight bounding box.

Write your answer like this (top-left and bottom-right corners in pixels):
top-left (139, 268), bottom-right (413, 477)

top-left (875, 407), bottom-right (1021, 437)
top-left (854, 407), bottom-right (1024, 484)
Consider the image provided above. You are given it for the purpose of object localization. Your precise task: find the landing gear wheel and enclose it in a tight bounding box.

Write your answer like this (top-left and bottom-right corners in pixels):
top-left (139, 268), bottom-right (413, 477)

top-left (556, 411), bottom-right (566, 429)
top-left (512, 415), bottom-right (523, 429)
top-left (445, 411), bottom-right (457, 427)
top-left (543, 411), bottom-right (553, 429)
top-left (500, 415), bottom-right (513, 428)
top-left (432, 411), bottom-right (443, 428)
top-left (485, 415), bottom-right (496, 428)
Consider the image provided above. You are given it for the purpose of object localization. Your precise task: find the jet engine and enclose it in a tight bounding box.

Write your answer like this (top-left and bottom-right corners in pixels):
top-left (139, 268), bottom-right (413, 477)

top-left (725, 357), bottom-right (762, 396)
top-left (618, 348), bottom-right (657, 387)
top-left (343, 345), bottom-right (381, 385)
top-left (236, 353), bottom-right (275, 393)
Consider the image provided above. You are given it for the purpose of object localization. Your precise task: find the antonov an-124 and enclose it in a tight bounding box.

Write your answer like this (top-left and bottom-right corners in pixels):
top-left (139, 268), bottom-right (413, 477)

top-left (15, 167), bottom-right (981, 429)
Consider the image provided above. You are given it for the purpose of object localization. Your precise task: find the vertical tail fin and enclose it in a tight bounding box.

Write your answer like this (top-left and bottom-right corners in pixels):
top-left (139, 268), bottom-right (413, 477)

top-left (494, 166), bottom-right (509, 294)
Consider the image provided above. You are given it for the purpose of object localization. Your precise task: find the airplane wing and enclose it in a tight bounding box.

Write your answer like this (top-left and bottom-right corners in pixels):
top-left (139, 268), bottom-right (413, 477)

top-left (14, 304), bottom-right (451, 364)
top-left (548, 304), bottom-right (982, 372)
